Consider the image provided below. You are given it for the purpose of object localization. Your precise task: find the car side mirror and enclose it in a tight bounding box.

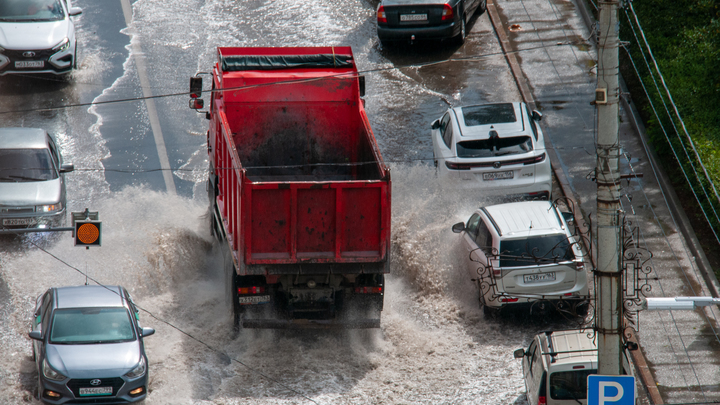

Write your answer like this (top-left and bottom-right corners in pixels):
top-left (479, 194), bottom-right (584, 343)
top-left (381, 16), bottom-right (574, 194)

top-left (69, 7), bottom-right (82, 16)
top-left (431, 119), bottom-right (441, 130)
top-left (532, 110), bottom-right (543, 121)
top-left (561, 211), bottom-right (574, 227)
top-left (513, 348), bottom-right (525, 359)
top-left (452, 222), bottom-right (465, 233)
top-left (29, 330), bottom-right (43, 341)
top-left (60, 163), bottom-right (74, 173)
top-left (140, 327), bottom-right (155, 337)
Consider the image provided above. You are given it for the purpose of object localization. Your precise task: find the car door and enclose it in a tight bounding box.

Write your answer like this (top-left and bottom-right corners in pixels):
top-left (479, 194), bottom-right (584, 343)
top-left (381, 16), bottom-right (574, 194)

top-left (460, 213), bottom-right (483, 280)
top-left (522, 339), bottom-right (539, 405)
top-left (32, 290), bottom-right (52, 364)
top-left (432, 112), bottom-right (454, 169)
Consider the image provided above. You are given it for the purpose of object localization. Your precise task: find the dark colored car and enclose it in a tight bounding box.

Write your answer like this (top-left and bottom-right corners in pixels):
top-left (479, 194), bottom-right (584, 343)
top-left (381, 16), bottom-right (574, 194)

top-left (29, 285), bottom-right (155, 404)
top-left (0, 128), bottom-right (74, 230)
top-left (376, 0), bottom-right (486, 46)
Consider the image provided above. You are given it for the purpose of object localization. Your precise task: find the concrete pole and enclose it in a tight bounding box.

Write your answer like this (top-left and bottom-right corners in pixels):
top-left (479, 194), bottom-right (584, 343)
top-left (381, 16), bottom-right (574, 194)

top-left (596, 0), bottom-right (624, 375)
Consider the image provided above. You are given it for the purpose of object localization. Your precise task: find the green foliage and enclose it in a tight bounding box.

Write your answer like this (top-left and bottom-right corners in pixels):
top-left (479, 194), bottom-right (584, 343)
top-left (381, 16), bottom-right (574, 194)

top-left (620, 0), bottom-right (720, 235)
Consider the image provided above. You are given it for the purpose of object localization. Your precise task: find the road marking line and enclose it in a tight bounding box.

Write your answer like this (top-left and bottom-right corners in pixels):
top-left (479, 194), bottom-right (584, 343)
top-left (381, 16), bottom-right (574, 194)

top-left (120, 0), bottom-right (177, 195)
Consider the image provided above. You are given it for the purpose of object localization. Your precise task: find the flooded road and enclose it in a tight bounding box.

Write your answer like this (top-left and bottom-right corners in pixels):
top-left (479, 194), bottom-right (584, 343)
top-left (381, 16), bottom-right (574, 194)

top-left (0, 0), bottom-right (570, 403)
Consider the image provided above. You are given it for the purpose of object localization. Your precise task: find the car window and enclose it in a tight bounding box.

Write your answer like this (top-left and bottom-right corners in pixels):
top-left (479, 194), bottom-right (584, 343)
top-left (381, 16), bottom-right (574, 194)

top-left (530, 119), bottom-right (539, 141)
top-left (47, 137), bottom-right (60, 166)
top-left (39, 291), bottom-right (52, 331)
top-left (0, 0), bottom-right (65, 21)
top-left (50, 307), bottom-right (136, 344)
top-left (461, 104), bottom-right (516, 126)
top-left (499, 234), bottom-right (575, 267)
top-left (0, 149), bottom-right (58, 182)
top-left (456, 136), bottom-right (533, 158)
top-left (474, 221), bottom-right (492, 251)
top-left (440, 113), bottom-right (453, 148)
top-left (549, 369), bottom-right (596, 400)
top-left (465, 214), bottom-right (481, 240)
top-left (526, 340), bottom-right (538, 375)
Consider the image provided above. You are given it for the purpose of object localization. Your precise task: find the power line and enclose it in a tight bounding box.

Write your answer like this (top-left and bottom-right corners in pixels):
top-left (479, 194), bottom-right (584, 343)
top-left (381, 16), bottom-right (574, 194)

top-left (23, 238), bottom-right (320, 405)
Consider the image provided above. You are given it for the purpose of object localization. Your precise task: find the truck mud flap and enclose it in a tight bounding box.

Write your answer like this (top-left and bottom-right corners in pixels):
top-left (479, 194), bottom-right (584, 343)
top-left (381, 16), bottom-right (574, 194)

top-left (242, 318), bottom-right (381, 329)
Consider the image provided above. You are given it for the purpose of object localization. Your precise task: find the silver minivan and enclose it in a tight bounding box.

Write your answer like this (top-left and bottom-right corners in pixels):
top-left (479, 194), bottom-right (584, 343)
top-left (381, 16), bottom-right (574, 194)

top-left (452, 201), bottom-right (589, 314)
top-left (514, 329), bottom-right (635, 405)
top-left (0, 128), bottom-right (73, 229)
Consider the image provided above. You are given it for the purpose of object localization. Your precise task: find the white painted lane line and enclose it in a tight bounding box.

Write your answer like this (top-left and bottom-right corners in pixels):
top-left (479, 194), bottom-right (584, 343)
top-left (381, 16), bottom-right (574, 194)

top-left (120, 0), bottom-right (177, 195)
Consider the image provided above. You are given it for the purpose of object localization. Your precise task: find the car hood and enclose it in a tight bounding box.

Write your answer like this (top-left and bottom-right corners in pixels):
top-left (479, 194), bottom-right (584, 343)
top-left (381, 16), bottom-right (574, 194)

top-left (0, 20), bottom-right (70, 50)
top-left (0, 179), bottom-right (62, 206)
top-left (46, 341), bottom-right (142, 378)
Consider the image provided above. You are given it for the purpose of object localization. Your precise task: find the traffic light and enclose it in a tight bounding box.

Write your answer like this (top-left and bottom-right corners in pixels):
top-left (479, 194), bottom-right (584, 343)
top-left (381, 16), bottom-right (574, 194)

top-left (74, 220), bottom-right (101, 248)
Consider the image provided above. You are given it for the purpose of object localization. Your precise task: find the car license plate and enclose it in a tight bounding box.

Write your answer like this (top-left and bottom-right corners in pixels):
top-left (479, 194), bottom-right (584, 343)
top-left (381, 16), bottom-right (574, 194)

top-left (523, 272), bottom-right (556, 283)
top-left (400, 13), bottom-right (427, 21)
top-left (2, 218), bottom-right (31, 226)
top-left (15, 61), bottom-right (44, 68)
top-left (237, 295), bottom-right (270, 305)
top-left (79, 387), bottom-right (113, 396)
top-left (483, 171), bottom-right (514, 180)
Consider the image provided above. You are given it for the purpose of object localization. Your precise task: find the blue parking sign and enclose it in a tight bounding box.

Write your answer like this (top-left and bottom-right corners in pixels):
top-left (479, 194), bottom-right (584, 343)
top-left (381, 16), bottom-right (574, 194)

top-left (587, 375), bottom-right (635, 405)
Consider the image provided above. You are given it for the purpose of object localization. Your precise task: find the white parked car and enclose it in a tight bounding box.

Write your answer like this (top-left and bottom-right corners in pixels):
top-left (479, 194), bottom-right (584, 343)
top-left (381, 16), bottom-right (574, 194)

top-left (432, 102), bottom-right (552, 200)
top-left (452, 200), bottom-right (589, 314)
top-left (514, 329), bottom-right (635, 405)
top-left (0, 0), bottom-right (82, 76)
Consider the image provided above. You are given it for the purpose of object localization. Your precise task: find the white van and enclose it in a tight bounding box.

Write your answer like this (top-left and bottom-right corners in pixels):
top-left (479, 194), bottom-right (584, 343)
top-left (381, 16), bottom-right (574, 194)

top-left (514, 329), bottom-right (635, 405)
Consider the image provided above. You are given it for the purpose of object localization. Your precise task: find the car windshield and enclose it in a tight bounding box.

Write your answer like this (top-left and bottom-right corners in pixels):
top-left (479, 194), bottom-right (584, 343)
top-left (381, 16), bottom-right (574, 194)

top-left (50, 307), bottom-right (136, 344)
top-left (456, 136), bottom-right (533, 158)
top-left (0, 149), bottom-right (57, 182)
top-left (550, 369), bottom-right (596, 400)
top-left (462, 104), bottom-right (516, 126)
top-left (0, 0), bottom-right (64, 21)
top-left (499, 234), bottom-right (575, 267)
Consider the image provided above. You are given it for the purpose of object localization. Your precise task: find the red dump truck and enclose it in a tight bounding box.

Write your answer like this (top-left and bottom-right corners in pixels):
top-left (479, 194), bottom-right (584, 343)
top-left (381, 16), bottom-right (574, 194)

top-left (189, 47), bottom-right (391, 329)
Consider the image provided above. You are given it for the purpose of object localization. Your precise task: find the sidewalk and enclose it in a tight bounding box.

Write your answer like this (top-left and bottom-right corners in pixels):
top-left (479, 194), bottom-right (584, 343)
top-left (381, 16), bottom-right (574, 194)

top-left (485, 0), bottom-right (720, 403)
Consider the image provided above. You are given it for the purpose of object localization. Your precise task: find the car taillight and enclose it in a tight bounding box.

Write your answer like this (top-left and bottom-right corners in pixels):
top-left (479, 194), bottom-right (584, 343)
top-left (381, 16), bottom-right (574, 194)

top-left (493, 268), bottom-right (501, 276)
top-left (355, 286), bottom-right (383, 294)
top-left (538, 396), bottom-right (547, 405)
top-left (576, 261), bottom-right (585, 271)
top-left (441, 4), bottom-right (453, 20)
top-left (238, 286), bottom-right (265, 294)
top-left (445, 161), bottom-right (471, 170)
top-left (501, 297), bottom-right (519, 303)
top-left (377, 6), bottom-right (387, 23)
top-left (523, 153), bottom-right (546, 165)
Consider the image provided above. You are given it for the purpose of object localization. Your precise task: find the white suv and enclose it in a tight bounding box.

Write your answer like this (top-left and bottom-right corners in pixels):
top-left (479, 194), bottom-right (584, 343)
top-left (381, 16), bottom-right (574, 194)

top-left (452, 200), bottom-right (589, 314)
top-left (431, 102), bottom-right (552, 200)
top-left (514, 329), bottom-right (635, 405)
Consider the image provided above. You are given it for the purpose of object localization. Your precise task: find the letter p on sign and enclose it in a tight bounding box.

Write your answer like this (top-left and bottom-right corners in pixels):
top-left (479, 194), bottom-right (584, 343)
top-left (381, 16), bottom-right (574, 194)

top-left (587, 375), bottom-right (635, 405)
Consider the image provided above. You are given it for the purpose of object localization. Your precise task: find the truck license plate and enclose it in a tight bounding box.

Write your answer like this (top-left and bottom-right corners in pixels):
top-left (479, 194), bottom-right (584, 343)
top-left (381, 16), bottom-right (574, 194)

top-left (523, 272), bottom-right (556, 283)
top-left (400, 14), bottom-right (427, 21)
top-left (483, 171), bottom-right (514, 180)
top-left (79, 387), bottom-right (113, 396)
top-left (15, 61), bottom-right (44, 68)
top-left (2, 218), bottom-right (31, 226)
top-left (237, 295), bottom-right (270, 305)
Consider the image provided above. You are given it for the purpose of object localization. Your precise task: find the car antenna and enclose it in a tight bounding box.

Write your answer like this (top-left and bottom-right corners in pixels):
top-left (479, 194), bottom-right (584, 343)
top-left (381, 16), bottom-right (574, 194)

top-left (85, 263), bottom-right (88, 286)
top-left (529, 220), bottom-right (533, 229)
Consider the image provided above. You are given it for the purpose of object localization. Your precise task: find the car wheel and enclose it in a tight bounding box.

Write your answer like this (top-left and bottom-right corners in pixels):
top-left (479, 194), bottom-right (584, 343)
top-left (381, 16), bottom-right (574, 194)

top-left (454, 12), bottom-right (466, 45)
top-left (73, 43), bottom-right (78, 70)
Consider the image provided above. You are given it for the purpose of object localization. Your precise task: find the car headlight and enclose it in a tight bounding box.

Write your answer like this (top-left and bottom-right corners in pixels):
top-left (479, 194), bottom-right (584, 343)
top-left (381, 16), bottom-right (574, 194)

top-left (42, 358), bottom-right (65, 381)
top-left (125, 356), bottom-right (146, 379)
top-left (52, 38), bottom-right (70, 53)
top-left (37, 203), bottom-right (62, 213)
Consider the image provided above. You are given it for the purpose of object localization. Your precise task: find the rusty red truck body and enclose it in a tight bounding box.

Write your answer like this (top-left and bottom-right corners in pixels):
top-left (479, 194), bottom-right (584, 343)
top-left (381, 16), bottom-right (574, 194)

top-left (191, 47), bottom-right (391, 329)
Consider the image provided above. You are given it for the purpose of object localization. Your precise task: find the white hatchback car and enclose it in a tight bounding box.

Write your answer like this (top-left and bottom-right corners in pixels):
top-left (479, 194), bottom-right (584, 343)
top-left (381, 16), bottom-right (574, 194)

top-left (0, 0), bottom-right (82, 76)
top-left (432, 102), bottom-right (552, 200)
top-left (452, 201), bottom-right (589, 314)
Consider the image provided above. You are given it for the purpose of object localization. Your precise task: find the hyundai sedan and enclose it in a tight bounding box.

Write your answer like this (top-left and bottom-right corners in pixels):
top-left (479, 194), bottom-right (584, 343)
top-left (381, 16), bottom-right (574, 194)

top-left (29, 285), bottom-right (155, 404)
top-left (0, 0), bottom-right (82, 75)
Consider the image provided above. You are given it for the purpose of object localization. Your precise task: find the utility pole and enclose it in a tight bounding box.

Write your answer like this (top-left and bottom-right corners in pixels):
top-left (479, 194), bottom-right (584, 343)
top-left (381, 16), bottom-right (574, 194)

top-left (595, 0), bottom-right (623, 375)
